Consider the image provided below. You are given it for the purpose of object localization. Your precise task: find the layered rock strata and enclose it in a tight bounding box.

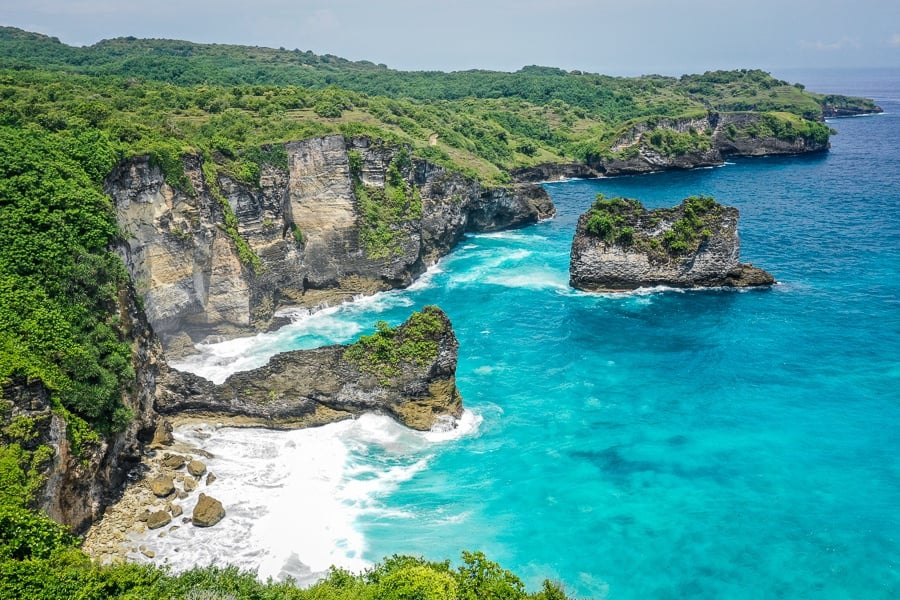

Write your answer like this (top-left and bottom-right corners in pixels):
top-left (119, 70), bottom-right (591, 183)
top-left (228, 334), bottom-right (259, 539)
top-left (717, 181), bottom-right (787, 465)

top-left (107, 136), bottom-right (554, 355)
top-left (569, 196), bottom-right (774, 291)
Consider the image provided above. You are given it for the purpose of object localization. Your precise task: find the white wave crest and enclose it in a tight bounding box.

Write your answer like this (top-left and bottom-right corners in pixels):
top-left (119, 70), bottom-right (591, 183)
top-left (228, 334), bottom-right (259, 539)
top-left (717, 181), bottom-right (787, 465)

top-left (122, 411), bottom-right (479, 584)
top-left (483, 268), bottom-right (569, 291)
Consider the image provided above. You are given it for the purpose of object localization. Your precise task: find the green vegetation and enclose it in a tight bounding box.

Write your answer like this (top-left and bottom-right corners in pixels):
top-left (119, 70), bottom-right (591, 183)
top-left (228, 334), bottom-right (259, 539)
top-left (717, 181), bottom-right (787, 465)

top-left (354, 149), bottom-right (423, 259)
top-left (661, 196), bottom-right (722, 255)
top-left (737, 113), bottom-right (832, 145)
top-left (585, 194), bottom-right (725, 259)
top-left (0, 539), bottom-right (573, 600)
top-left (645, 127), bottom-right (712, 157)
top-left (0, 28), bottom-right (872, 186)
top-left (344, 307), bottom-right (446, 382)
top-left (0, 123), bottom-right (135, 435)
top-left (0, 26), bottom-right (880, 598)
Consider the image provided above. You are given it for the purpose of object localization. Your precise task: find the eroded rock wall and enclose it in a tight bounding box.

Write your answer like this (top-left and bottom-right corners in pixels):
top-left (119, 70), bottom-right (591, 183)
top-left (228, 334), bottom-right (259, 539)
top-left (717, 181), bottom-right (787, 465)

top-left (585, 112), bottom-right (829, 177)
top-left (0, 284), bottom-right (166, 533)
top-left (108, 136), bottom-right (554, 355)
top-left (569, 199), bottom-right (774, 291)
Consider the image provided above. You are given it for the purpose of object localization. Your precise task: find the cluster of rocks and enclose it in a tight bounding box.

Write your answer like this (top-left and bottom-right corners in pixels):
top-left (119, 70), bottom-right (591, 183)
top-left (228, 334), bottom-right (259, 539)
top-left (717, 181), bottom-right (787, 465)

top-left (82, 423), bottom-right (225, 564)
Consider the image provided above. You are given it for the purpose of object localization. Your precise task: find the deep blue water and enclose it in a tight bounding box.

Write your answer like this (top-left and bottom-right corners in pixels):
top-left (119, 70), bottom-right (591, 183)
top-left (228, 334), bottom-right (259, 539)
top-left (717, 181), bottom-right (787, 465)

top-left (178, 69), bottom-right (900, 598)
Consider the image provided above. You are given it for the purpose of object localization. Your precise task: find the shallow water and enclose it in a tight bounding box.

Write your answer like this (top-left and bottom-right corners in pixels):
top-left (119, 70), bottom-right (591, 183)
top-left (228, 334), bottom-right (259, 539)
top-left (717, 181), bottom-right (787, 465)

top-left (149, 70), bottom-right (900, 598)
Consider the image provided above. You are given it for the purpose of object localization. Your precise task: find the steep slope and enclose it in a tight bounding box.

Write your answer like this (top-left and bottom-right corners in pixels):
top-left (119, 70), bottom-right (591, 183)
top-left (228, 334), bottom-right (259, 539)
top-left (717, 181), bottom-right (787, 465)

top-left (108, 135), bottom-right (553, 355)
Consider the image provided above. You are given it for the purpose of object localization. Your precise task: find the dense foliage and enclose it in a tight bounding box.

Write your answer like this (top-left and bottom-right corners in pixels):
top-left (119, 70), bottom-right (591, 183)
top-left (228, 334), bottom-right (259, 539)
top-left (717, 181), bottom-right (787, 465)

top-left (0, 513), bottom-right (574, 600)
top-left (344, 307), bottom-right (446, 383)
top-left (0, 27), bottom-right (864, 184)
top-left (0, 123), bottom-right (134, 434)
top-left (585, 194), bottom-right (725, 259)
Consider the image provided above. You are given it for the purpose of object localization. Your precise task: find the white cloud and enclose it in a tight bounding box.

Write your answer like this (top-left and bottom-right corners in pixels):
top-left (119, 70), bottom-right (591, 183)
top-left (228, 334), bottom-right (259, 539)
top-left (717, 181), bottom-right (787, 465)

top-left (799, 36), bottom-right (861, 51)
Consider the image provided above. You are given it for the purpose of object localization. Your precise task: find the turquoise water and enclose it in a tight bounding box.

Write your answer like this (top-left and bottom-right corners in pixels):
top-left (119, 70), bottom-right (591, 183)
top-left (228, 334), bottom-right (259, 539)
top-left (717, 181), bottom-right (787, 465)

top-left (175, 70), bottom-right (900, 598)
top-left (351, 72), bottom-right (900, 598)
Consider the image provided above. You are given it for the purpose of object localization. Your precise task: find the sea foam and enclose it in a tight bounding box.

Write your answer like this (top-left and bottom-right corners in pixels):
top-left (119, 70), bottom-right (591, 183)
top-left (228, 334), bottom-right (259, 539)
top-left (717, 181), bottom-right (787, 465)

top-left (126, 411), bottom-right (481, 583)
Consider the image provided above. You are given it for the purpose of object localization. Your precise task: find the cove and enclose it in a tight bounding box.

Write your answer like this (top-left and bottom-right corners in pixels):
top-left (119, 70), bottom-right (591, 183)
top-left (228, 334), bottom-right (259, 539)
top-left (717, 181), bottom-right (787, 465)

top-left (161, 73), bottom-right (900, 599)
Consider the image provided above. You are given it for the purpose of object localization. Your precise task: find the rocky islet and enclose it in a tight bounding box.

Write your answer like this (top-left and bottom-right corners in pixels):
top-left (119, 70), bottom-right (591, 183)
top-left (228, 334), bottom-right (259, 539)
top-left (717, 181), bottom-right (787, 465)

top-left (569, 195), bottom-right (774, 291)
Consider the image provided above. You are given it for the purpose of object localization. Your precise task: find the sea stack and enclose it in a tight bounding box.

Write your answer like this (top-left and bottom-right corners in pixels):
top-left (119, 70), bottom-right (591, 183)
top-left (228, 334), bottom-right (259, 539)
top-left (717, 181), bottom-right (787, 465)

top-left (569, 195), bottom-right (774, 291)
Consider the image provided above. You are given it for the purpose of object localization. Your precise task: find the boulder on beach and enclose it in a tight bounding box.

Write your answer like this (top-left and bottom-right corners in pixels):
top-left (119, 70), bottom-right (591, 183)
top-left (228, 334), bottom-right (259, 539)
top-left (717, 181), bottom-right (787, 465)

top-left (162, 453), bottom-right (186, 469)
top-left (149, 475), bottom-right (174, 497)
top-left (192, 493), bottom-right (225, 527)
top-left (147, 510), bottom-right (171, 530)
top-left (187, 459), bottom-right (207, 477)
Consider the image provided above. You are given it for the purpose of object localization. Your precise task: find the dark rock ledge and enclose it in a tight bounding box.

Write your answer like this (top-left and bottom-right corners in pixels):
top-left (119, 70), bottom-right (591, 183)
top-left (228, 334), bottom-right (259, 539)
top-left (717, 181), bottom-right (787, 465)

top-left (156, 306), bottom-right (463, 432)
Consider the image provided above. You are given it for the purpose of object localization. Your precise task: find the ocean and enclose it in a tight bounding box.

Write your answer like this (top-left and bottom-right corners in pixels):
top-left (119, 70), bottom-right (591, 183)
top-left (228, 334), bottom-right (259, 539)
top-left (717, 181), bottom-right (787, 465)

top-left (155, 69), bottom-right (900, 599)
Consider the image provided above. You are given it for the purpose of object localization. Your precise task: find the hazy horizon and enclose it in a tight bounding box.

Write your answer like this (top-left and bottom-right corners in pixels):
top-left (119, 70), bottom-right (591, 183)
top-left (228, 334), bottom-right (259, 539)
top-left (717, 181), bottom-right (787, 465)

top-left (2, 0), bottom-right (898, 77)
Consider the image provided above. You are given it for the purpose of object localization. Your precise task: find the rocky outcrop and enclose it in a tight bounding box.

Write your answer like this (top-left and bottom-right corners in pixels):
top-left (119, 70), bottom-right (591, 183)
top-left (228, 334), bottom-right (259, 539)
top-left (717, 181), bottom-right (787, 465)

top-left (107, 136), bottom-right (554, 356)
top-left (819, 96), bottom-right (883, 118)
top-left (569, 196), bottom-right (774, 291)
top-left (0, 282), bottom-right (166, 534)
top-left (584, 112), bottom-right (830, 176)
top-left (192, 493), bottom-right (225, 527)
top-left (509, 162), bottom-right (601, 183)
top-left (156, 306), bottom-right (462, 431)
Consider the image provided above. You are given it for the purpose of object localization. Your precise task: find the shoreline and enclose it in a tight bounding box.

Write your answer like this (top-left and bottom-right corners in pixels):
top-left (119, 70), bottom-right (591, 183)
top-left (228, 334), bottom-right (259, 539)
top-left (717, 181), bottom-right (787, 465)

top-left (84, 411), bottom-right (482, 582)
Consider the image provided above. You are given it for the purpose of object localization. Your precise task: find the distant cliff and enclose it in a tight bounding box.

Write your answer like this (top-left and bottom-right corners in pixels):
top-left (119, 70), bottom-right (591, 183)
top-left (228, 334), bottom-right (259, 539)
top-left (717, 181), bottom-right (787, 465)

top-left (512, 111), bottom-right (833, 181)
top-left (569, 195), bottom-right (774, 291)
top-left (107, 135), bottom-right (554, 356)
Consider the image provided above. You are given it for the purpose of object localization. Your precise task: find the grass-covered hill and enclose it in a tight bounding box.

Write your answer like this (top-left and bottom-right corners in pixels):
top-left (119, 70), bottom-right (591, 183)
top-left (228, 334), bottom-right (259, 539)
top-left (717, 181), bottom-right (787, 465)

top-left (0, 26), bottom-right (879, 183)
top-left (0, 25), bottom-right (883, 598)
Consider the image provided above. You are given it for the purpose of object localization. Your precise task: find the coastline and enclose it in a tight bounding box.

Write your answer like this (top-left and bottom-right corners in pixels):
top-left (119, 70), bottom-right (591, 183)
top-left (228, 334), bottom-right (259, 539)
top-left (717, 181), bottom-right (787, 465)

top-left (84, 412), bottom-right (482, 582)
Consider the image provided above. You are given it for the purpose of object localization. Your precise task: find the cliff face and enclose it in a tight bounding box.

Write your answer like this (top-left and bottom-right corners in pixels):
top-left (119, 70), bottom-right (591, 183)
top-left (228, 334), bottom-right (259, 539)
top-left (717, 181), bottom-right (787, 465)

top-left (569, 196), bottom-right (774, 291)
top-left (156, 306), bottom-right (462, 431)
top-left (583, 112), bottom-right (829, 177)
top-left (107, 135), bottom-right (554, 355)
top-left (0, 284), bottom-right (165, 533)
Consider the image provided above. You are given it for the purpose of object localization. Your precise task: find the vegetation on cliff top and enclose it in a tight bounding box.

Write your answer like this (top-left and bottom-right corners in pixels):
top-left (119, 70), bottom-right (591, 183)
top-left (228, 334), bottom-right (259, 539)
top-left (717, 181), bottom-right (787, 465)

top-left (0, 124), bottom-right (135, 437)
top-left (585, 194), bottom-right (726, 260)
top-left (344, 306), bottom-right (446, 383)
top-left (0, 26), bottom-right (872, 185)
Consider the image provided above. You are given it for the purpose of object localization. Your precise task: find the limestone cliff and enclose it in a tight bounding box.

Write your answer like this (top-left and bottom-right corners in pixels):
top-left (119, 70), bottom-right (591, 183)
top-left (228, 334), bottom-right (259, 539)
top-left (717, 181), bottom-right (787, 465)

top-left (569, 195), bottom-right (774, 291)
top-left (107, 135), bottom-right (554, 356)
top-left (156, 306), bottom-right (462, 431)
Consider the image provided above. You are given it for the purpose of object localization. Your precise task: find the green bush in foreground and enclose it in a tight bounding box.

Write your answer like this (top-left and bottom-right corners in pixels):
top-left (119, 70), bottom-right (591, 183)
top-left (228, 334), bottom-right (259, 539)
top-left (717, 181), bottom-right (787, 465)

top-left (0, 512), bottom-right (575, 600)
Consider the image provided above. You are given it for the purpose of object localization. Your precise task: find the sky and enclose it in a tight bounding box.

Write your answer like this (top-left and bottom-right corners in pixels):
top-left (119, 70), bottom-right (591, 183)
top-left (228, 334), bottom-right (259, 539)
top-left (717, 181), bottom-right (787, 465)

top-left (1, 0), bottom-right (899, 76)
